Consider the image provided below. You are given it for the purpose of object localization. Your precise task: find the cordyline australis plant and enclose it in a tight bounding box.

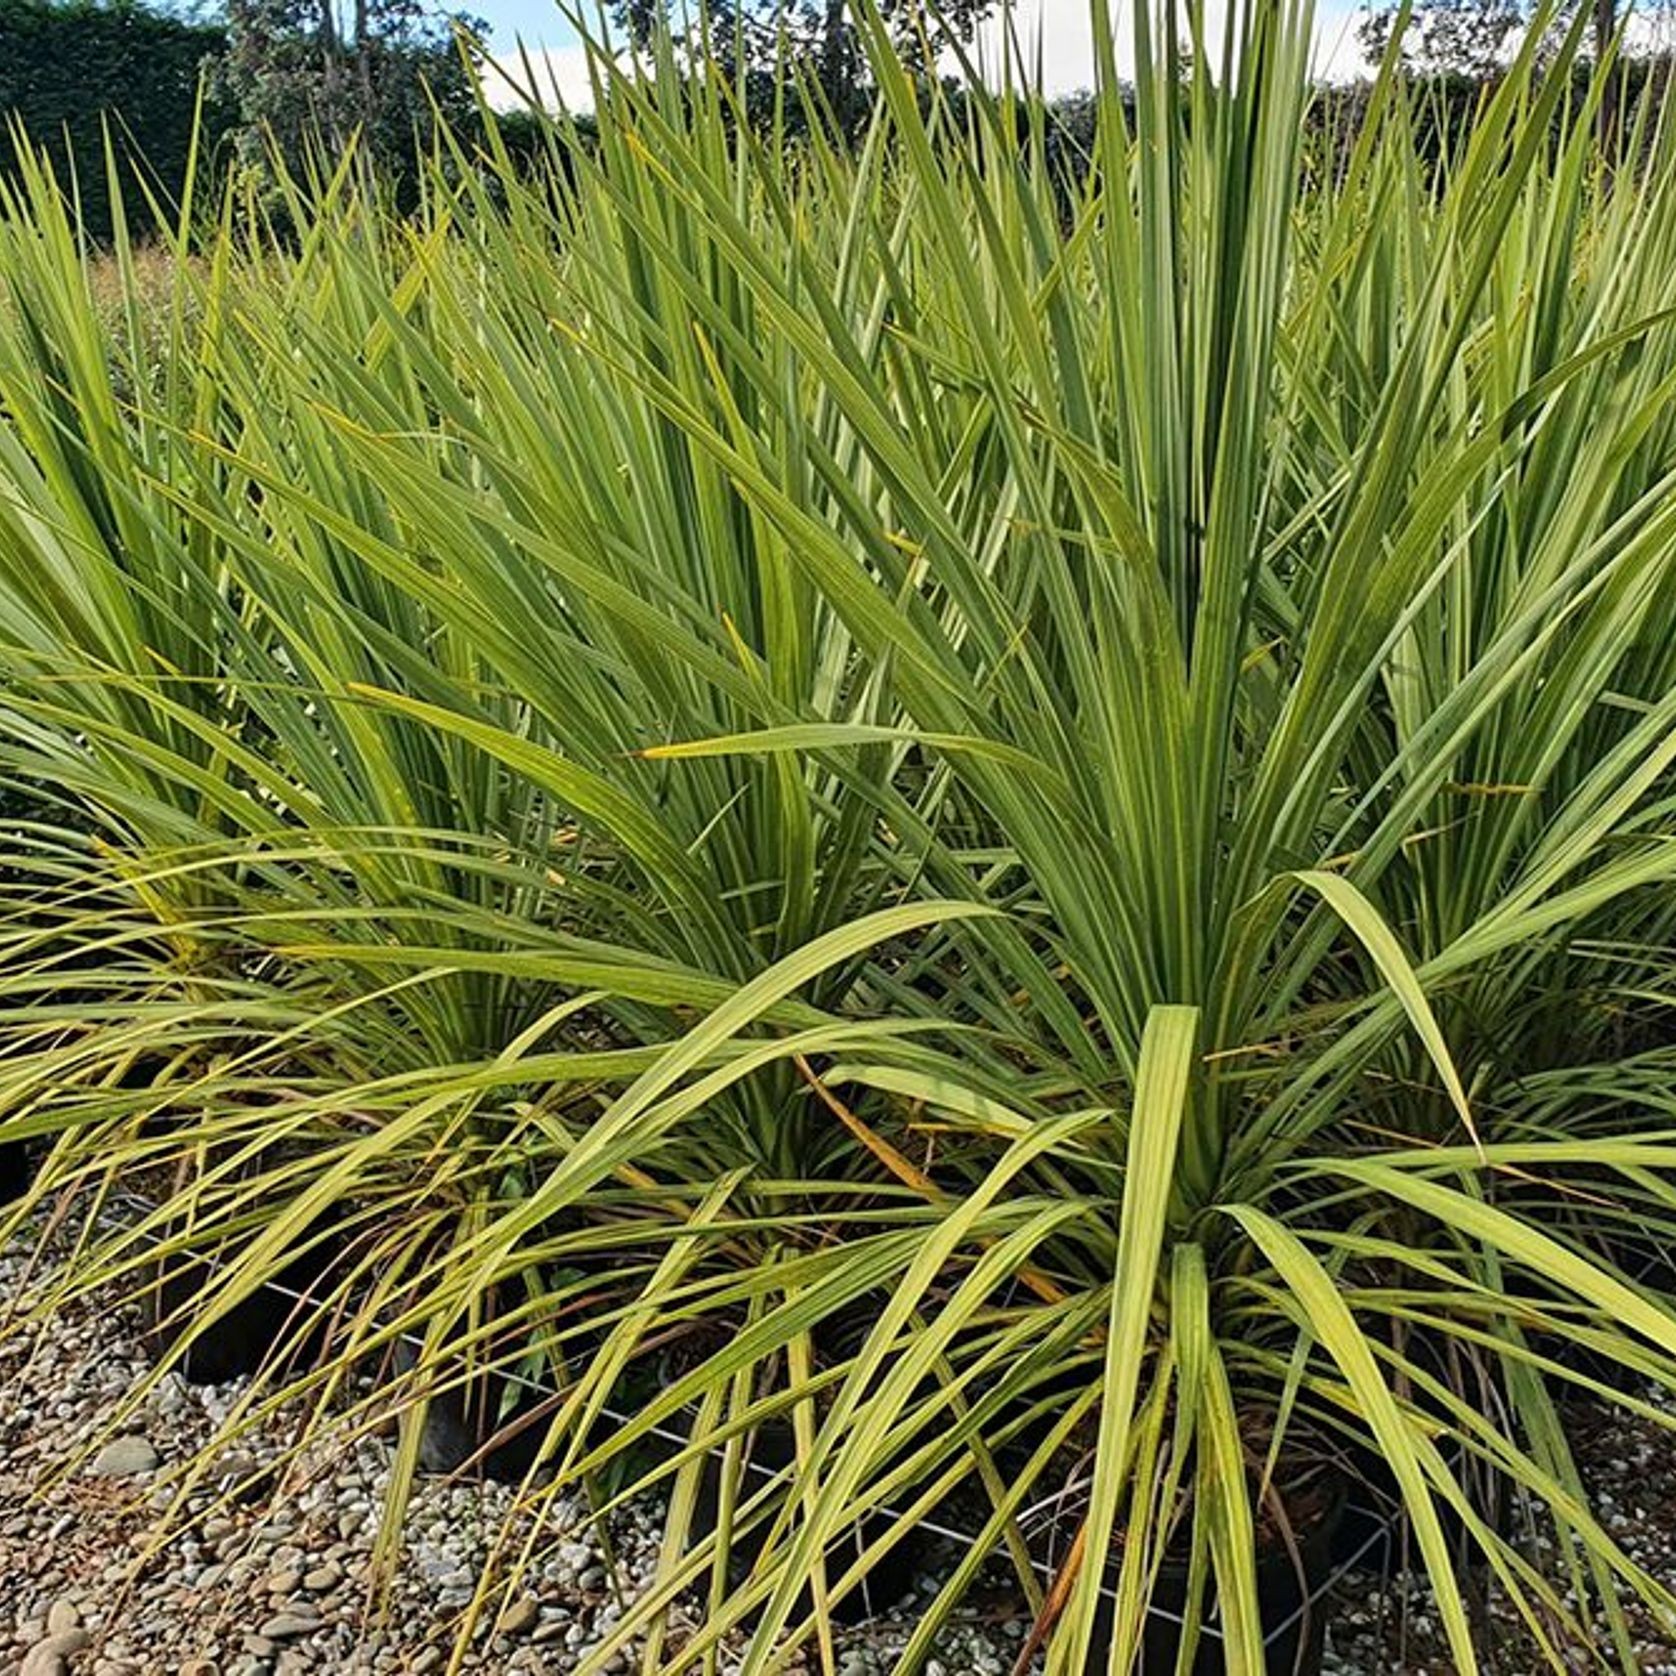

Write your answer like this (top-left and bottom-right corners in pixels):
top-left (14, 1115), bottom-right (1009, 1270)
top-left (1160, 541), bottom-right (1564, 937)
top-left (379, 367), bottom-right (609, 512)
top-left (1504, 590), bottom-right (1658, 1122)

top-left (2, 0), bottom-right (1676, 1667)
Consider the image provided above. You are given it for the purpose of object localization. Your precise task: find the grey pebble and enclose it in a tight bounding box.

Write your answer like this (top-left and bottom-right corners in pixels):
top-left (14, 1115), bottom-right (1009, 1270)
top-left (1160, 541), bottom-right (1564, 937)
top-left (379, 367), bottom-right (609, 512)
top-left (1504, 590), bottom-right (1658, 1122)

top-left (21, 1629), bottom-right (93, 1676)
top-left (498, 1595), bottom-right (541, 1635)
top-left (256, 1613), bottom-right (318, 1641)
top-left (88, 1435), bottom-right (159, 1478)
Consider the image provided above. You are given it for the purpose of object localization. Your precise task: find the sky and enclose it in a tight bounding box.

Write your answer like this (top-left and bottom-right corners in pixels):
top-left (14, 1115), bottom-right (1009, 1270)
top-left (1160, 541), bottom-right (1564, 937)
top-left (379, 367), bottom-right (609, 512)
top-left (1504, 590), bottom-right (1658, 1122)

top-left (477, 0), bottom-right (1375, 109)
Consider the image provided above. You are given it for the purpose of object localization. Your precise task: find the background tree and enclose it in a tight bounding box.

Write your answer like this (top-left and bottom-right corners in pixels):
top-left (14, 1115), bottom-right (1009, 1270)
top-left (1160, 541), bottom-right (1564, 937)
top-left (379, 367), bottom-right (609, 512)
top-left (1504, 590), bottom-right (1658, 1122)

top-left (613, 0), bottom-right (998, 133)
top-left (1358, 0), bottom-right (1527, 79)
top-left (1356, 0), bottom-right (1676, 153)
top-left (217, 0), bottom-right (484, 181)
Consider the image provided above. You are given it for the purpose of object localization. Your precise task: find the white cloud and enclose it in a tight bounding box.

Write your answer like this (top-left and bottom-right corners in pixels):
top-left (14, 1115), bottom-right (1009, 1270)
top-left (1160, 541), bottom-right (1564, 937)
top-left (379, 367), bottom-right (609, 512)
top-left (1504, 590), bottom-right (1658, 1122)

top-left (958, 0), bottom-right (1373, 94)
top-left (485, 43), bottom-right (606, 111)
top-left (959, 0), bottom-right (1107, 97)
top-left (488, 1), bottom-right (1377, 115)
top-left (1312, 8), bottom-right (1371, 81)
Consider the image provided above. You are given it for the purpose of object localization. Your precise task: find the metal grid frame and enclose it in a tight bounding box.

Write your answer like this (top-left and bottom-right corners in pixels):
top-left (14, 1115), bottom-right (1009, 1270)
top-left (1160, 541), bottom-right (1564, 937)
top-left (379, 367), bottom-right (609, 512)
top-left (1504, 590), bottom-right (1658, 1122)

top-left (105, 1193), bottom-right (1397, 1639)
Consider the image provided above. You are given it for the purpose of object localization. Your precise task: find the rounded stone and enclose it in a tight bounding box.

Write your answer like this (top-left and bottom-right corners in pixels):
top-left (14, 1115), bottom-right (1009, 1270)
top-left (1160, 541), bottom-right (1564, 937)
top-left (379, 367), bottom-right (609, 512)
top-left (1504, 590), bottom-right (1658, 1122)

top-left (256, 1613), bottom-right (318, 1641)
top-left (47, 1600), bottom-right (81, 1635)
top-left (89, 1436), bottom-right (159, 1478)
top-left (497, 1596), bottom-right (540, 1636)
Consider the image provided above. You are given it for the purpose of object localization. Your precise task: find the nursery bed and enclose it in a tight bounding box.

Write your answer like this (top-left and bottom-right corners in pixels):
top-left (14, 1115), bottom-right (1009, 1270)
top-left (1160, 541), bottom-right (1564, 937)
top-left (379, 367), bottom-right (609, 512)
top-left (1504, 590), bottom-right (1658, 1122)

top-left (3, 1224), bottom-right (1676, 1676)
top-left (0, 1219), bottom-right (1049, 1676)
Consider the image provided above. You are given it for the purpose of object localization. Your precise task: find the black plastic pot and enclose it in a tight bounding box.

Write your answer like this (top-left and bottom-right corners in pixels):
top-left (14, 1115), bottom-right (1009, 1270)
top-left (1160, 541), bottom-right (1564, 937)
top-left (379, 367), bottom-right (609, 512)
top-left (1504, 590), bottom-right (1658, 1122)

top-left (0, 1136), bottom-right (30, 1205)
top-left (648, 1288), bottom-right (930, 1623)
top-left (141, 1219), bottom-right (343, 1385)
top-left (401, 1336), bottom-right (562, 1485)
top-left (399, 1251), bottom-right (630, 1484)
top-left (1331, 1434), bottom-right (1515, 1576)
top-left (686, 1415), bottom-right (924, 1625)
top-left (1086, 1477), bottom-right (1348, 1676)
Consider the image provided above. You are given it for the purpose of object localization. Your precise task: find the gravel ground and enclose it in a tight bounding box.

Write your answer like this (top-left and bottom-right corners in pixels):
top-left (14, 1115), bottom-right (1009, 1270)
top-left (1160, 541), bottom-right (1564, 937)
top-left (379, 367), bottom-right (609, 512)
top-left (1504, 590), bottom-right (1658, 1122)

top-left (1320, 1390), bottom-right (1676, 1676)
top-left (0, 1232), bottom-right (1017, 1676)
top-left (5, 1226), bottom-right (1676, 1676)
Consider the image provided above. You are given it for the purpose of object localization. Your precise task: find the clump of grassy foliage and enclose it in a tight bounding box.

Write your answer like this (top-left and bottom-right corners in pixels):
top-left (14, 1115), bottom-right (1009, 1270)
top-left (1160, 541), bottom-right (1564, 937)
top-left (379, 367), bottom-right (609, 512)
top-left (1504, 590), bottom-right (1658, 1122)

top-left (5, 0), bottom-right (1676, 1670)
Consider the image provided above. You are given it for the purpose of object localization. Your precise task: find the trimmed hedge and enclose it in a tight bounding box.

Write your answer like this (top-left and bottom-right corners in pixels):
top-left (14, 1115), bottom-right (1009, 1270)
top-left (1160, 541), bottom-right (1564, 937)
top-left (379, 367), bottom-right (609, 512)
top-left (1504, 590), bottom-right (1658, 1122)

top-left (0, 0), bottom-right (233, 242)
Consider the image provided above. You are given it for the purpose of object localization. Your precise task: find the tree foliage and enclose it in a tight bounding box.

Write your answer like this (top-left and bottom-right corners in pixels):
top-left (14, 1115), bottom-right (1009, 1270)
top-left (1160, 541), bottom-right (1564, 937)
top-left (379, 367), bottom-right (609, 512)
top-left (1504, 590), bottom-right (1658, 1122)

top-left (612, 0), bottom-right (999, 131)
top-left (1359, 0), bottom-right (1529, 78)
top-left (216, 0), bottom-right (485, 183)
